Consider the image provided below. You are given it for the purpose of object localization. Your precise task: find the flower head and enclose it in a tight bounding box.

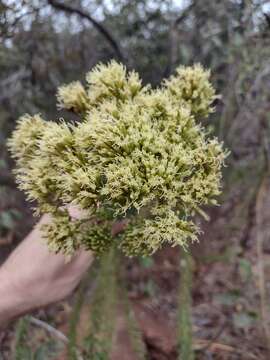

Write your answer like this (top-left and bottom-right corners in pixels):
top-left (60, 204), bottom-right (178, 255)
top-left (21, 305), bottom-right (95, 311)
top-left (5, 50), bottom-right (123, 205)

top-left (9, 61), bottom-right (226, 257)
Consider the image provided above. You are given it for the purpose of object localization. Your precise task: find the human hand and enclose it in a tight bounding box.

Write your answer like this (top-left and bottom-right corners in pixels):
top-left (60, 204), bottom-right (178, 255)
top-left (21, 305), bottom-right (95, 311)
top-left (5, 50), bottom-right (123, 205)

top-left (0, 207), bottom-right (93, 329)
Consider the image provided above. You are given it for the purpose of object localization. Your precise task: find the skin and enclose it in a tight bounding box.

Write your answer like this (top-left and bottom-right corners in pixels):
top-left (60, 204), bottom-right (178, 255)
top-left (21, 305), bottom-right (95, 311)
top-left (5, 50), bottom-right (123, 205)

top-left (0, 206), bottom-right (94, 329)
top-left (0, 206), bottom-right (127, 330)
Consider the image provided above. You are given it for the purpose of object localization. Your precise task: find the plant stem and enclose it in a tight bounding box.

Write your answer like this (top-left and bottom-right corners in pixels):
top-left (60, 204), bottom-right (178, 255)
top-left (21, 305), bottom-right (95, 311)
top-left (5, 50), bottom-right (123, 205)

top-left (178, 250), bottom-right (194, 360)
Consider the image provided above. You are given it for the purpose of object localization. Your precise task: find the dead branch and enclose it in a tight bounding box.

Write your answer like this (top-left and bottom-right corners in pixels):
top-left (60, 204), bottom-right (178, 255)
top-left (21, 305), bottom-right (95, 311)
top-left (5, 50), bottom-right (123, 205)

top-left (28, 316), bottom-right (84, 360)
top-left (28, 316), bottom-right (69, 343)
top-left (47, 0), bottom-right (125, 62)
top-left (263, 12), bottom-right (270, 29)
top-left (165, 2), bottom-right (195, 76)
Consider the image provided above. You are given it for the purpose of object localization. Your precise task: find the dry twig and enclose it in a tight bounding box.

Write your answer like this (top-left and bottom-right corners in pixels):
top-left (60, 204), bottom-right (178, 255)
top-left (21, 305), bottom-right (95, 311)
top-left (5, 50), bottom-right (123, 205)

top-left (28, 316), bottom-right (84, 360)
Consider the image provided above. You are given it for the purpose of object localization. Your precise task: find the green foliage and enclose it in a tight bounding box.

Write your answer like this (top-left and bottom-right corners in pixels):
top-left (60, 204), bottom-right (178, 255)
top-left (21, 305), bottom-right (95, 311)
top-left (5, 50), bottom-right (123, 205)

top-left (9, 61), bottom-right (226, 257)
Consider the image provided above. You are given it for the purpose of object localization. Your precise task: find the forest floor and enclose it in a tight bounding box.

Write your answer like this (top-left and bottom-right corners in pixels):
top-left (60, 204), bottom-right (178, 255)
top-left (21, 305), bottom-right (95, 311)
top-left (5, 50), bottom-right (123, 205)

top-left (0, 202), bottom-right (269, 360)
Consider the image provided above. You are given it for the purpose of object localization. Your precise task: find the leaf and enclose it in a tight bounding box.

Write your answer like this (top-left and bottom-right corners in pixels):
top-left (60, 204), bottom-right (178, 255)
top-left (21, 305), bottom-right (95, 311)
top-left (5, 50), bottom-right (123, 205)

top-left (233, 312), bottom-right (256, 329)
top-left (0, 159), bottom-right (7, 169)
top-left (144, 279), bottom-right (156, 297)
top-left (0, 211), bottom-right (15, 230)
top-left (214, 290), bottom-right (241, 306)
top-left (9, 208), bottom-right (23, 220)
top-left (33, 340), bottom-right (63, 360)
top-left (238, 258), bottom-right (252, 282)
top-left (139, 256), bottom-right (154, 268)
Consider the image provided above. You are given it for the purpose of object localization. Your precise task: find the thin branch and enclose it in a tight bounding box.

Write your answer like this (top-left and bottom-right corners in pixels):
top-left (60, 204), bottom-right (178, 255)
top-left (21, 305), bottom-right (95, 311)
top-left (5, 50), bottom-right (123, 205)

top-left (47, 0), bottom-right (125, 62)
top-left (0, 67), bottom-right (29, 88)
top-left (28, 316), bottom-right (84, 360)
top-left (201, 319), bottom-right (228, 352)
top-left (174, 2), bottom-right (195, 27)
top-left (263, 12), bottom-right (270, 29)
top-left (28, 316), bottom-right (69, 343)
top-left (165, 2), bottom-right (194, 76)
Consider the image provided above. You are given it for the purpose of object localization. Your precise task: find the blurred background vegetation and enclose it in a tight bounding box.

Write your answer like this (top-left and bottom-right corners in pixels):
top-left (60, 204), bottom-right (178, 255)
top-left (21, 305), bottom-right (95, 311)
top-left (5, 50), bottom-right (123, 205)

top-left (0, 0), bottom-right (270, 359)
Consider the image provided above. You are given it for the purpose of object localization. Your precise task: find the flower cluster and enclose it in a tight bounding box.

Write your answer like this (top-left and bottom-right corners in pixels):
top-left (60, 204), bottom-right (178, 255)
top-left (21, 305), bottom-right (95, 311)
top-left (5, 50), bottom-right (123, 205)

top-left (8, 61), bottom-right (226, 256)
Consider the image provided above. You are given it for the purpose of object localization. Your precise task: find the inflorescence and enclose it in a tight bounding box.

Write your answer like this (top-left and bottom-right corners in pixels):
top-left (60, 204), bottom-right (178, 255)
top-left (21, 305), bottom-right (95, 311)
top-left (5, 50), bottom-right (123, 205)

top-left (8, 61), bottom-right (226, 257)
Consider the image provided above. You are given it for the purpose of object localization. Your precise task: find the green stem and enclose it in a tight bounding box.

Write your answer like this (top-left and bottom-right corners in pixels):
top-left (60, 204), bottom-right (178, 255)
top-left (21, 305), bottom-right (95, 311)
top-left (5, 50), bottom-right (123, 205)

top-left (67, 276), bottom-right (89, 359)
top-left (13, 317), bottom-right (32, 360)
top-left (120, 263), bottom-right (147, 360)
top-left (178, 250), bottom-right (194, 360)
top-left (84, 247), bottom-right (119, 359)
